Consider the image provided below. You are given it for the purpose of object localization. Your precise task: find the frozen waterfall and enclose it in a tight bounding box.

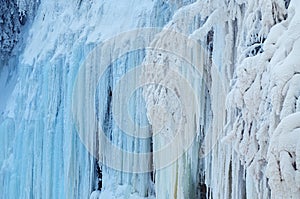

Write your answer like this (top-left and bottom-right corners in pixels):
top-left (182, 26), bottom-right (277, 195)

top-left (1, 0), bottom-right (300, 198)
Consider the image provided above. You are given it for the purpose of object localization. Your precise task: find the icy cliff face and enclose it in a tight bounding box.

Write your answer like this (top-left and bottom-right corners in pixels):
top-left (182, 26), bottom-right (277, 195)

top-left (0, 0), bottom-right (299, 198)
top-left (1, 0), bottom-right (158, 198)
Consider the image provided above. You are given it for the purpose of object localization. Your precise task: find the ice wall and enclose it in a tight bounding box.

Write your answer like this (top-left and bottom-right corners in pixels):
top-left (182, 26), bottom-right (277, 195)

top-left (142, 0), bottom-right (299, 198)
top-left (1, 0), bottom-right (197, 198)
top-left (1, 0), bottom-right (299, 199)
top-left (0, 0), bottom-right (158, 198)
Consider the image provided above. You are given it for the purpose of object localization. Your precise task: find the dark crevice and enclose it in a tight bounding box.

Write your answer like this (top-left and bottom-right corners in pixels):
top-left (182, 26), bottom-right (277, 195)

top-left (150, 134), bottom-right (155, 184)
top-left (206, 28), bottom-right (214, 53)
top-left (228, 161), bottom-right (232, 198)
top-left (246, 35), bottom-right (266, 57)
top-left (285, 0), bottom-right (291, 9)
top-left (197, 168), bottom-right (213, 199)
top-left (96, 162), bottom-right (102, 191)
top-left (77, 0), bottom-right (83, 9)
top-left (19, 10), bottom-right (27, 25)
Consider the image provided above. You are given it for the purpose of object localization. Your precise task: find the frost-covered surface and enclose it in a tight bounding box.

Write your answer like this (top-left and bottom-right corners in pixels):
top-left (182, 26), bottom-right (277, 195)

top-left (0, 0), bottom-right (39, 63)
top-left (0, 0), bottom-right (20, 62)
top-left (142, 0), bottom-right (300, 198)
top-left (1, 0), bottom-right (300, 199)
top-left (225, 0), bottom-right (300, 198)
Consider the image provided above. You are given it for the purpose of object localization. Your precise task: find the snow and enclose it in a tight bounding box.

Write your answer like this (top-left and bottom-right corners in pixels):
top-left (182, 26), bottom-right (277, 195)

top-left (225, 0), bottom-right (300, 198)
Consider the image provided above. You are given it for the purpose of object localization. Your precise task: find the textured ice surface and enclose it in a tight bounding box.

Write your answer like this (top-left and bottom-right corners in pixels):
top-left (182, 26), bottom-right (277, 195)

top-left (1, 0), bottom-right (300, 198)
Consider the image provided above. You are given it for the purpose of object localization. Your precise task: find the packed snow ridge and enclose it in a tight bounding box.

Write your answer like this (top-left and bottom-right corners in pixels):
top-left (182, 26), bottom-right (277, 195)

top-left (0, 0), bottom-right (299, 199)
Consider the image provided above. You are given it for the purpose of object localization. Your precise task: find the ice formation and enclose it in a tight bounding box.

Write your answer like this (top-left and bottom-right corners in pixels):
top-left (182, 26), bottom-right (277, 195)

top-left (0, 0), bottom-right (299, 198)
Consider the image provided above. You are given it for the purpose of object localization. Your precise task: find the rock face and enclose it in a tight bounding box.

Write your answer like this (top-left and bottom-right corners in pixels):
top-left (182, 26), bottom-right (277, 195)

top-left (0, 0), bottom-right (299, 199)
